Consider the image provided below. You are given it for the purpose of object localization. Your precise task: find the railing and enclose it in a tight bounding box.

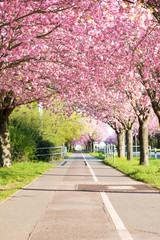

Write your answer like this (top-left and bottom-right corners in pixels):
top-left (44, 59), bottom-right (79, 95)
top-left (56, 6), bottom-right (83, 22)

top-left (95, 144), bottom-right (160, 162)
top-left (104, 144), bottom-right (116, 163)
top-left (125, 145), bottom-right (152, 158)
top-left (95, 144), bottom-right (116, 163)
top-left (35, 146), bottom-right (67, 161)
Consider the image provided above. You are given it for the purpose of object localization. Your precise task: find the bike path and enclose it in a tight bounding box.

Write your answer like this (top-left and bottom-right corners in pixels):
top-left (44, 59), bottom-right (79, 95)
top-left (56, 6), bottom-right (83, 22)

top-left (82, 152), bottom-right (160, 240)
top-left (0, 151), bottom-right (159, 240)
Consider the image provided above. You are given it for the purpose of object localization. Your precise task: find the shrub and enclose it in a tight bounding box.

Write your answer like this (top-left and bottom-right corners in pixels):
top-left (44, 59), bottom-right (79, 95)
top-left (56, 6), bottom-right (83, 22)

top-left (9, 124), bottom-right (37, 162)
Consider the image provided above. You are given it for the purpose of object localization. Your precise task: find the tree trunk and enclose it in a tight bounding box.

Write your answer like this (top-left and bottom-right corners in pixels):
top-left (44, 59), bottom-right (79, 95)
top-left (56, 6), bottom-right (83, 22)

top-left (86, 141), bottom-right (90, 151)
top-left (66, 141), bottom-right (72, 152)
top-left (0, 116), bottom-right (12, 167)
top-left (138, 118), bottom-right (149, 166)
top-left (126, 129), bottom-right (133, 160)
top-left (150, 138), bottom-right (153, 149)
top-left (91, 140), bottom-right (95, 152)
top-left (70, 144), bottom-right (73, 151)
top-left (117, 129), bottom-right (125, 158)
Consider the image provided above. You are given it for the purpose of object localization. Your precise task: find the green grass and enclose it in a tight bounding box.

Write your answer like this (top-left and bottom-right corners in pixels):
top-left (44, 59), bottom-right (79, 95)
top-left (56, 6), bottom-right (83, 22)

top-left (87, 151), bottom-right (105, 159)
top-left (66, 150), bottom-right (75, 158)
top-left (88, 152), bottom-right (160, 190)
top-left (0, 161), bottom-right (54, 202)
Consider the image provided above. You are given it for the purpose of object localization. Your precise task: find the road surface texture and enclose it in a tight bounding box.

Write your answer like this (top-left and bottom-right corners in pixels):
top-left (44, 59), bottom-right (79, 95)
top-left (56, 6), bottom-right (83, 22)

top-left (0, 151), bottom-right (160, 240)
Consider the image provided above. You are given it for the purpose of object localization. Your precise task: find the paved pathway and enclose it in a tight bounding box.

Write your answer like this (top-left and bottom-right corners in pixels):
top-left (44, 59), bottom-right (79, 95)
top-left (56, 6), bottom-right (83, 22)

top-left (0, 151), bottom-right (160, 240)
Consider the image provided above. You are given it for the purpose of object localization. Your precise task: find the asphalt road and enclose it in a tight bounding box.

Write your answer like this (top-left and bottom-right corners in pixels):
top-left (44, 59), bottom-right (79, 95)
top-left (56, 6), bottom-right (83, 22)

top-left (0, 151), bottom-right (160, 240)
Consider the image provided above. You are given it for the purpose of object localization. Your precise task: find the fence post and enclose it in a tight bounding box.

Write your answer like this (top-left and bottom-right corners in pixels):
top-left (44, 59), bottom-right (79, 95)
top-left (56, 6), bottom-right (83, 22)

top-left (65, 147), bottom-right (67, 158)
top-left (110, 144), bottom-right (112, 161)
top-left (135, 143), bottom-right (137, 157)
top-left (52, 148), bottom-right (54, 161)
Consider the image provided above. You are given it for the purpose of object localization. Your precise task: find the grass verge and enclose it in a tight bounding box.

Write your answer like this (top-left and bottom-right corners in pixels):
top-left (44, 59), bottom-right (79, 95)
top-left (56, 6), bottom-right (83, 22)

top-left (88, 152), bottom-right (160, 190)
top-left (86, 151), bottom-right (105, 159)
top-left (0, 161), bottom-right (54, 203)
top-left (66, 150), bottom-right (75, 158)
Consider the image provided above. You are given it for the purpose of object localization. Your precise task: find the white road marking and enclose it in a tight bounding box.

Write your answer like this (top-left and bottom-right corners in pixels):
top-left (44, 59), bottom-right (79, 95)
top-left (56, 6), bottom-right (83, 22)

top-left (82, 153), bottom-right (134, 240)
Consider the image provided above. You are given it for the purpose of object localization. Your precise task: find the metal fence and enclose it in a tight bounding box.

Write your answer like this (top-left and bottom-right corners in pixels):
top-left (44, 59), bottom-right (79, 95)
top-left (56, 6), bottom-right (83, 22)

top-left (96, 144), bottom-right (160, 162)
top-left (126, 145), bottom-right (152, 158)
top-left (96, 144), bottom-right (116, 163)
top-left (105, 144), bottom-right (116, 163)
top-left (35, 146), bottom-right (67, 161)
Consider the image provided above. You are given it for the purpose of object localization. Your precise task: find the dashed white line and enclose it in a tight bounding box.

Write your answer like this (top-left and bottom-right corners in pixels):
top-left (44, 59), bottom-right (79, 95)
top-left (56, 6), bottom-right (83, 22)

top-left (82, 153), bottom-right (134, 240)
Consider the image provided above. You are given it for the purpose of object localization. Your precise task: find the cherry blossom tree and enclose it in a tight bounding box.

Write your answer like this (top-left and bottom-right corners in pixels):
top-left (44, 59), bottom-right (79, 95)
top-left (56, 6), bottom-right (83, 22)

top-left (1, 0), bottom-right (159, 168)
top-left (0, 0), bottom-right (93, 166)
top-left (72, 0), bottom-right (156, 165)
top-left (76, 119), bottom-right (110, 152)
top-left (74, 90), bottom-right (127, 158)
top-left (125, 0), bottom-right (160, 23)
top-left (107, 119), bottom-right (126, 158)
top-left (105, 132), bottom-right (117, 145)
top-left (73, 0), bottom-right (158, 164)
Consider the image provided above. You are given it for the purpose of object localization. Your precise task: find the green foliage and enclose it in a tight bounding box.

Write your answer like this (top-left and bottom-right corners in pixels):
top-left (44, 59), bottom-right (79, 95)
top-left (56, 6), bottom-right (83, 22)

top-left (9, 125), bottom-right (37, 162)
top-left (149, 134), bottom-right (160, 149)
top-left (0, 162), bottom-right (54, 202)
top-left (9, 103), bottom-right (86, 162)
top-left (9, 104), bottom-right (40, 162)
top-left (98, 152), bottom-right (104, 159)
top-left (9, 104), bottom-right (55, 162)
top-left (42, 110), bottom-right (86, 146)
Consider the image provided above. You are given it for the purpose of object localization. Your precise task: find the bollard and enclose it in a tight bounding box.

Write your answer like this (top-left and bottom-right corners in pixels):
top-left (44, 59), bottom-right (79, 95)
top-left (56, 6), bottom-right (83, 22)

top-left (155, 148), bottom-right (157, 159)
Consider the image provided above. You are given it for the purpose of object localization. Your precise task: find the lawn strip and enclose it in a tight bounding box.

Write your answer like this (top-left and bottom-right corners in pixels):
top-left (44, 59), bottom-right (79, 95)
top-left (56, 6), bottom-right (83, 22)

top-left (0, 161), bottom-right (55, 202)
top-left (88, 152), bottom-right (160, 190)
top-left (66, 150), bottom-right (75, 158)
